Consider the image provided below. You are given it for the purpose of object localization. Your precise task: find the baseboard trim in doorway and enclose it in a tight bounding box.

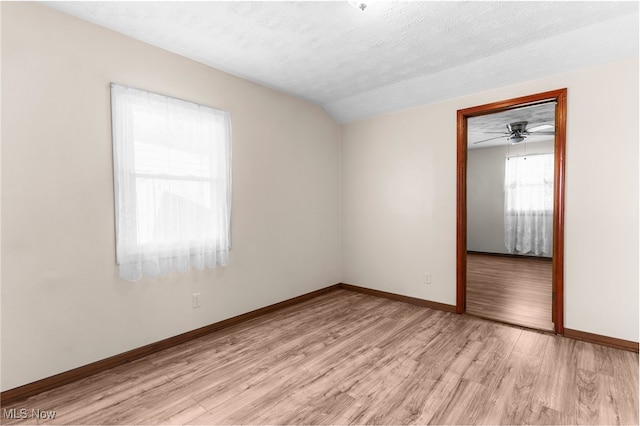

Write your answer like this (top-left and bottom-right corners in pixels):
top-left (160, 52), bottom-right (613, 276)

top-left (0, 284), bottom-right (341, 405)
top-left (339, 283), bottom-right (457, 313)
top-left (564, 328), bottom-right (639, 353)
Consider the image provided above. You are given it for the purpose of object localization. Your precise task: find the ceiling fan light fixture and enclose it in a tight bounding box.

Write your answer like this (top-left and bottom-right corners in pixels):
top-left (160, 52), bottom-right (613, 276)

top-left (347, 0), bottom-right (368, 11)
top-left (507, 122), bottom-right (529, 144)
top-left (507, 121), bottom-right (528, 134)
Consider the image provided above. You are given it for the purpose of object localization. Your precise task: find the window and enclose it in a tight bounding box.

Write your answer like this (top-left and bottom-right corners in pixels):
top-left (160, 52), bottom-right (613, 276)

top-left (504, 153), bottom-right (553, 256)
top-left (111, 84), bottom-right (231, 281)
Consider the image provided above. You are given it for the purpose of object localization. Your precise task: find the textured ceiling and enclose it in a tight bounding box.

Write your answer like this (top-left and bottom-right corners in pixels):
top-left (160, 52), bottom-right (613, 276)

top-left (46, 1), bottom-right (639, 123)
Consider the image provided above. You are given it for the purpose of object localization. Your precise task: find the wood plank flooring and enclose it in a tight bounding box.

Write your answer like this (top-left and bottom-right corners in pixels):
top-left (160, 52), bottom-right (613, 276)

top-left (466, 253), bottom-right (554, 331)
top-left (2, 289), bottom-right (637, 425)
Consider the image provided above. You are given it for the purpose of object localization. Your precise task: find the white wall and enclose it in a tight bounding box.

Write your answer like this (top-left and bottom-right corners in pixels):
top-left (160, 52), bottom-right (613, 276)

top-left (342, 58), bottom-right (639, 342)
top-left (1, 3), bottom-right (341, 391)
top-left (467, 140), bottom-right (554, 254)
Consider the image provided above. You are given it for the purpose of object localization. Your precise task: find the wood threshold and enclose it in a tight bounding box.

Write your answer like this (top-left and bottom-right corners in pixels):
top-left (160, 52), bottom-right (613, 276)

top-left (339, 283), bottom-right (456, 313)
top-left (565, 328), bottom-right (639, 353)
top-left (464, 312), bottom-right (554, 334)
top-left (0, 284), bottom-right (341, 406)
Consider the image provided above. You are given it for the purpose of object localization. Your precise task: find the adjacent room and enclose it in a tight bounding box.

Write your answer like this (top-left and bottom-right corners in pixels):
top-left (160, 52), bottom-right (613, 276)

top-left (465, 102), bottom-right (557, 331)
top-left (2, 1), bottom-right (638, 425)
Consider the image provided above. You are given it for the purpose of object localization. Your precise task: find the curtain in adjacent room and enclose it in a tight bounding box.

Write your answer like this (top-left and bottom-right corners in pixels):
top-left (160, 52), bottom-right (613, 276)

top-left (504, 153), bottom-right (553, 256)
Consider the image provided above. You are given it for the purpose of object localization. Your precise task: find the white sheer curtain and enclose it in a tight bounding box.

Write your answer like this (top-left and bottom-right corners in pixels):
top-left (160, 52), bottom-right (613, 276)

top-left (504, 153), bottom-right (553, 256)
top-left (111, 84), bottom-right (231, 281)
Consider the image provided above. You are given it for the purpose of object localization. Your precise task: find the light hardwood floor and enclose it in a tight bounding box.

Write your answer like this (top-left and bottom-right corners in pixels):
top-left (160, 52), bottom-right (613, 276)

top-left (2, 289), bottom-right (638, 425)
top-left (466, 253), bottom-right (554, 331)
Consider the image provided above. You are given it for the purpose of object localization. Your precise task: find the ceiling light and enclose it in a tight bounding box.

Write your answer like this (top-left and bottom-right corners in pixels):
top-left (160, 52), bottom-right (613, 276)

top-left (348, 1), bottom-right (367, 11)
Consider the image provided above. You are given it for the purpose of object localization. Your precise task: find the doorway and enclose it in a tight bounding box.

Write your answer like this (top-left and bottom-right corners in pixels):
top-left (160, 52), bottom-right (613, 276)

top-left (456, 89), bottom-right (567, 334)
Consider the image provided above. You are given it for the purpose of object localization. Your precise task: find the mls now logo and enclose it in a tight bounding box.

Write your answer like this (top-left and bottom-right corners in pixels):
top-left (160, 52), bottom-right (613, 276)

top-left (3, 408), bottom-right (57, 420)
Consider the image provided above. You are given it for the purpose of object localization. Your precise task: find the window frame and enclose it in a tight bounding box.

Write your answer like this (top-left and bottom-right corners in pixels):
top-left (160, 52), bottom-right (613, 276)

top-left (110, 83), bottom-right (232, 266)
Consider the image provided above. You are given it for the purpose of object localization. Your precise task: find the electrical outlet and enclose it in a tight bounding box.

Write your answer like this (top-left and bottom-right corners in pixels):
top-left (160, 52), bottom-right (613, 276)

top-left (192, 293), bottom-right (201, 308)
top-left (424, 273), bottom-right (431, 285)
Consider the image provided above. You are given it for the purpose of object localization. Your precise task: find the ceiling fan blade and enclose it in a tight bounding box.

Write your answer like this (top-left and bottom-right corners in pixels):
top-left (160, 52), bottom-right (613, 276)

top-left (527, 124), bottom-right (554, 133)
top-left (472, 135), bottom-right (507, 144)
top-left (528, 131), bottom-right (555, 135)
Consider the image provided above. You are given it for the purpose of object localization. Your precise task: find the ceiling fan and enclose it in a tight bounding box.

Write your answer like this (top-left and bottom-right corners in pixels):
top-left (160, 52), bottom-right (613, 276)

top-left (473, 121), bottom-right (555, 145)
